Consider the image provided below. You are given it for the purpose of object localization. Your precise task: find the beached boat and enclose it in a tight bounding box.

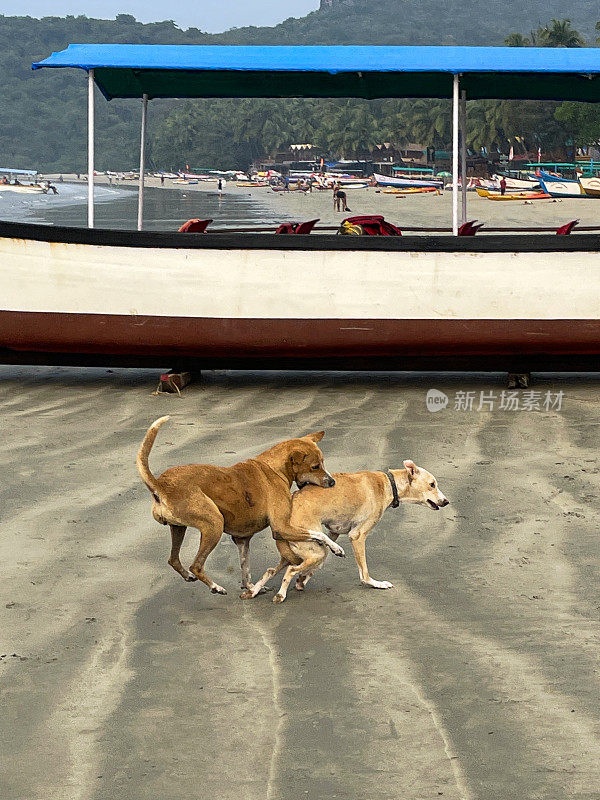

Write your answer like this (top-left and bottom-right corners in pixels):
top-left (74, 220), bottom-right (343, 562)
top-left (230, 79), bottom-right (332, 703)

top-left (5, 44), bottom-right (600, 371)
top-left (2, 218), bottom-right (600, 371)
top-left (492, 174), bottom-right (540, 191)
top-left (579, 177), bottom-right (600, 197)
top-left (477, 186), bottom-right (549, 200)
top-left (374, 172), bottom-right (442, 189)
top-left (538, 172), bottom-right (585, 198)
top-left (383, 186), bottom-right (438, 194)
top-left (337, 181), bottom-right (369, 189)
top-left (0, 167), bottom-right (48, 194)
top-left (486, 191), bottom-right (549, 201)
top-left (0, 183), bottom-right (47, 194)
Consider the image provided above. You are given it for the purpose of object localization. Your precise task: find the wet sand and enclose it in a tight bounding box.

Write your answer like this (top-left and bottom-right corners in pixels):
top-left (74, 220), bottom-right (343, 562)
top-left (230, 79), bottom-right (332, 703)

top-left (1, 367), bottom-right (600, 799)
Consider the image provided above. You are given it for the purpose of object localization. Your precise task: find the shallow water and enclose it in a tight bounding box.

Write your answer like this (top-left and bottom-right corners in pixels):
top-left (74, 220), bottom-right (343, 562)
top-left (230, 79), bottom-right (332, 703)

top-left (0, 181), bottom-right (286, 230)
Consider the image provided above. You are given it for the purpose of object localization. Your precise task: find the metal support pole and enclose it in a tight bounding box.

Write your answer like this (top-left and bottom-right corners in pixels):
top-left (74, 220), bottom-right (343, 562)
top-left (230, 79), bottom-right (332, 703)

top-left (452, 74), bottom-right (460, 235)
top-left (87, 69), bottom-right (95, 229)
top-left (137, 93), bottom-right (148, 232)
top-left (460, 89), bottom-right (467, 225)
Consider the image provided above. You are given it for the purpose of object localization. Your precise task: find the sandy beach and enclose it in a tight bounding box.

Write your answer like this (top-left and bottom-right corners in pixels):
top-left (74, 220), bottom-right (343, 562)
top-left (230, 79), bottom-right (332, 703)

top-left (1, 366), bottom-right (600, 799)
top-left (36, 173), bottom-right (600, 232)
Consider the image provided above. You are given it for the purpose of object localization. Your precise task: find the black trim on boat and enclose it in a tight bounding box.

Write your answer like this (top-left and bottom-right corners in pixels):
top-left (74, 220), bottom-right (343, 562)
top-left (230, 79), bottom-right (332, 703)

top-left (2, 219), bottom-right (600, 253)
top-left (1, 348), bottom-right (599, 372)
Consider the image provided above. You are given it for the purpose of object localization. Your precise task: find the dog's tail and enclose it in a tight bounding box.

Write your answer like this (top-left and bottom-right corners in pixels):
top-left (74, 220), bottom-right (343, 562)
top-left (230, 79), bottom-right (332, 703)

top-left (137, 416), bottom-right (170, 496)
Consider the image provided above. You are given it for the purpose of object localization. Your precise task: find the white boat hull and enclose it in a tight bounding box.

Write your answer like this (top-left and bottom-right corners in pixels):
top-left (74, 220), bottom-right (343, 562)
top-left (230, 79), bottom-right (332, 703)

top-left (1, 221), bottom-right (599, 368)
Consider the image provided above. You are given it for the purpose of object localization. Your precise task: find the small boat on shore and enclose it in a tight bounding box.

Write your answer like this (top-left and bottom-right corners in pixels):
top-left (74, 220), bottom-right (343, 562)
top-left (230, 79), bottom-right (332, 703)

top-left (338, 181), bottom-right (369, 189)
top-left (476, 187), bottom-right (549, 200)
top-left (538, 171), bottom-right (585, 198)
top-left (0, 166), bottom-right (48, 194)
top-left (492, 173), bottom-right (540, 191)
top-left (383, 186), bottom-right (439, 194)
top-left (374, 172), bottom-right (442, 189)
top-left (579, 177), bottom-right (600, 197)
top-left (487, 191), bottom-right (550, 201)
top-left (0, 183), bottom-right (47, 194)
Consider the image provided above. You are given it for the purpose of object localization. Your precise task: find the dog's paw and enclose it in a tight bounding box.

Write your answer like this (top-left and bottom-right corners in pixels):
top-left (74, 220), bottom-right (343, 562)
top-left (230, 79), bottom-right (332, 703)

top-left (330, 542), bottom-right (346, 558)
top-left (295, 581), bottom-right (305, 591)
top-left (272, 594), bottom-right (286, 604)
top-left (184, 573), bottom-right (198, 582)
top-left (240, 589), bottom-right (254, 599)
top-left (211, 584), bottom-right (227, 595)
top-left (365, 579), bottom-right (394, 590)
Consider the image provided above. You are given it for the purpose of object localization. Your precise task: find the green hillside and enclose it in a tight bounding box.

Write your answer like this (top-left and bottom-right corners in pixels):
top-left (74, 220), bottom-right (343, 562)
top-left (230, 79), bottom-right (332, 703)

top-left (0, 6), bottom-right (599, 172)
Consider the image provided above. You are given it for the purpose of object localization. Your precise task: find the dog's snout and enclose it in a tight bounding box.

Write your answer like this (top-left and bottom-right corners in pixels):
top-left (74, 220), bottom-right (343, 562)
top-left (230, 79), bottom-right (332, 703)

top-left (440, 498), bottom-right (449, 507)
top-left (326, 476), bottom-right (336, 488)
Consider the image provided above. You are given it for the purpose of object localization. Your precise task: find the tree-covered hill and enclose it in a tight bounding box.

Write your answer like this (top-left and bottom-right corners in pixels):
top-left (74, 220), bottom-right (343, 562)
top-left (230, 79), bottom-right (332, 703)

top-left (0, 4), bottom-right (599, 172)
top-left (214, 0), bottom-right (600, 45)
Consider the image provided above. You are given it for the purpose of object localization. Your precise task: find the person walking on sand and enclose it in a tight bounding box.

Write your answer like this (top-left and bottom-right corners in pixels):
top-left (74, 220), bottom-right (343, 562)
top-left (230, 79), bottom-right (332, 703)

top-left (500, 176), bottom-right (507, 196)
top-left (218, 178), bottom-right (223, 197)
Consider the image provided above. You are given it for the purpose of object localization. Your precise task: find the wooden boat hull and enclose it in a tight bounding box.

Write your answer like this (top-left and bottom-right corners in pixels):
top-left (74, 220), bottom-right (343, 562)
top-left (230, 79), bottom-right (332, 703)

top-left (492, 174), bottom-right (540, 191)
top-left (383, 186), bottom-right (438, 194)
top-left (0, 184), bottom-right (47, 194)
top-left (538, 177), bottom-right (585, 198)
top-left (476, 187), bottom-right (548, 200)
top-left (486, 192), bottom-right (549, 201)
top-left (580, 177), bottom-right (600, 197)
top-left (374, 172), bottom-right (442, 188)
top-left (2, 221), bottom-right (600, 368)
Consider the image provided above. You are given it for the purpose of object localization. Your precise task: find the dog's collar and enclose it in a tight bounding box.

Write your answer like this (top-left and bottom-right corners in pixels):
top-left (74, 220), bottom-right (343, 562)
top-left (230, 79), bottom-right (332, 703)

top-left (385, 471), bottom-right (400, 508)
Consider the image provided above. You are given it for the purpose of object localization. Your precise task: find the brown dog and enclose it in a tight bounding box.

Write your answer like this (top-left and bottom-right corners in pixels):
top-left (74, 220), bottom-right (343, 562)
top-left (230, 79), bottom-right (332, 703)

top-left (246, 460), bottom-right (449, 602)
top-left (136, 416), bottom-right (344, 595)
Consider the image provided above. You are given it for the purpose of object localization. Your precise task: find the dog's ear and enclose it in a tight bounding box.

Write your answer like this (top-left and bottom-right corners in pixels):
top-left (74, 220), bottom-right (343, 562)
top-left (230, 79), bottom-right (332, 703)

top-left (403, 460), bottom-right (417, 481)
top-left (302, 431), bottom-right (325, 443)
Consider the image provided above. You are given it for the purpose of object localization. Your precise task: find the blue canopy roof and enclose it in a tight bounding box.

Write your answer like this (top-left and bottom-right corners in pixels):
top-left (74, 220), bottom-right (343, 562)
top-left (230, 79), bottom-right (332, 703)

top-left (32, 44), bottom-right (600, 102)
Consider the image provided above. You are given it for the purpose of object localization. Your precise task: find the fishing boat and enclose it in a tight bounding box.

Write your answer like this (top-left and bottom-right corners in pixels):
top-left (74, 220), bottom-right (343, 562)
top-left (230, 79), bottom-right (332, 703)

top-left (476, 187), bottom-right (549, 200)
top-left (492, 173), bottom-right (540, 191)
top-left (0, 167), bottom-right (48, 194)
top-left (0, 183), bottom-right (47, 194)
top-left (383, 186), bottom-right (439, 194)
top-left (486, 191), bottom-right (549, 201)
top-left (537, 171), bottom-right (585, 198)
top-left (4, 44), bottom-right (600, 372)
top-left (373, 172), bottom-right (443, 189)
top-left (579, 177), bottom-right (600, 197)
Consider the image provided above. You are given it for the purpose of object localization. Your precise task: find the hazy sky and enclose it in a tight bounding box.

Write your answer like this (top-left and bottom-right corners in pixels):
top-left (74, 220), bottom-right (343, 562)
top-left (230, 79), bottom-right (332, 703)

top-left (3, 1), bottom-right (320, 32)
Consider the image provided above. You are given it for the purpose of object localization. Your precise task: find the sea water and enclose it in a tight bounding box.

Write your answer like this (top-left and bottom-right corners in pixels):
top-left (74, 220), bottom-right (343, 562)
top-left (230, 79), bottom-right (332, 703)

top-left (0, 182), bottom-right (285, 230)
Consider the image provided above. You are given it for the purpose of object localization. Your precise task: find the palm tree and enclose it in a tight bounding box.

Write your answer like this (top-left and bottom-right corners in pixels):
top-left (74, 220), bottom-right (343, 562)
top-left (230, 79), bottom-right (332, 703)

top-left (538, 19), bottom-right (584, 47)
top-left (504, 33), bottom-right (530, 47)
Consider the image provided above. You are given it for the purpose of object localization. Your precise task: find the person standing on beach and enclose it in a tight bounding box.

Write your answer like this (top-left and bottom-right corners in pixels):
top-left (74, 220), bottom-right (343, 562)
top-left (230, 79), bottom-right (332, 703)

top-left (161, 174), bottom-right (165, 186)
top-left (500, 176), bottom-right (507, 196)
top-left (218, 178), bottom-right (223, 197)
